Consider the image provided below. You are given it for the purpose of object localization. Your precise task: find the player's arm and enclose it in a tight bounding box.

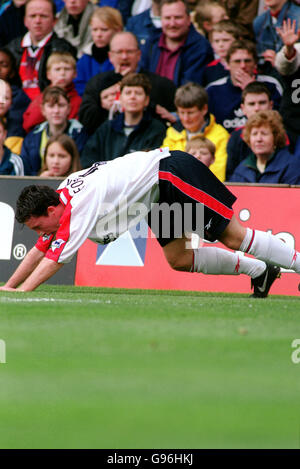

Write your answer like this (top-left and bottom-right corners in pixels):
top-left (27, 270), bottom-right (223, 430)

top-left (17, 257), bottom-right (63, 292)
top-left (0, 246), bottom-right (45, 291)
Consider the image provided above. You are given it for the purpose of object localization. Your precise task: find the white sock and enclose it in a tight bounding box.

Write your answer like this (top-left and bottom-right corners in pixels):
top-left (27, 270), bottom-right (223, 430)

top-left (240, 228), bottom-right (300, 273)
top-left (191, 246), bottom-right (266, 278)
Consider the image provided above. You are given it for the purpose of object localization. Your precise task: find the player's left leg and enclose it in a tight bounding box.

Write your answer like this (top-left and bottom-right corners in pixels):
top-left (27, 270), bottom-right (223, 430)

top-left (163, 235), bottom-right (267, 278)
top-left (219, 215), bottom-right (300, 274)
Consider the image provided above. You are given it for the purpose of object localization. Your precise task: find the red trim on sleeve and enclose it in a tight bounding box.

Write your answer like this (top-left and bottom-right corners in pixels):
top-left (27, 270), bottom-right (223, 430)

top-left (45, 202), bottom-right (72, 262)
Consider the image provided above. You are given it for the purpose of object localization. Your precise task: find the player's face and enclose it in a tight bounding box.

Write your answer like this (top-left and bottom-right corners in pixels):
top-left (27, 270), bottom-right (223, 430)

top-left (161, 1), bottom-right (191, 41)
top-left (177, 105), bottom-right (208, 133)
top-left (120, 86), bottom-right (149, 113)
top-left (47, 62), bottom-right (76, 88)
top-left (91, 17), bottom-right (118, 48)
top-left (0, 81), bottom-right (12, 117)
top-left (211, 31), bottom-right (235, 60)
top-left (45, 142), bottom-right (72, 177)
top-left (249, 125), bottom-right (274, 158)
top-left (24, 0), bottom-right (55, 44)
top-left (241, 93), bottom-right (273, 119)
top-left (26, 208), bottom-right (61, 236)
top-left (42, 96), bottom-right (70, 126)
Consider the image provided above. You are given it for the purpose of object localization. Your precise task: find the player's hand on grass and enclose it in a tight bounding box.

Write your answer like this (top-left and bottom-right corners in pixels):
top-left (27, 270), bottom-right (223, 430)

top-left (0, 286), bottom-right (17, 291)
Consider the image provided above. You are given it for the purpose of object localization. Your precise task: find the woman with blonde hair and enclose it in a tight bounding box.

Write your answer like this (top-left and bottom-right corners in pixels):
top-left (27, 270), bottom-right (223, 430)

top-left (39, 134), bottom-right (81, 178)
top-left (229, 110), bottom-right (300, 184)
top-left (74, 6), bottom-right (123, 96)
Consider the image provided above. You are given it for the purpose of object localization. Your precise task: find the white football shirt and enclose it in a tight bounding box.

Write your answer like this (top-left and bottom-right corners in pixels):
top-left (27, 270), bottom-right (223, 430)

top-left (35, 148), bottom-right (170, 263)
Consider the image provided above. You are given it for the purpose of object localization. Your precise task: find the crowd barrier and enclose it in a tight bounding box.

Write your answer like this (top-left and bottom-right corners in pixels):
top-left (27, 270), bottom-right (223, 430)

top-left (1, 177), bottom-right (300, 295)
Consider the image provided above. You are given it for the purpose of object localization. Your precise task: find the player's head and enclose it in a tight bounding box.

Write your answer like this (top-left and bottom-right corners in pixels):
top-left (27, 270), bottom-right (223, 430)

top-left (16, 185), bottom-right (60, 224)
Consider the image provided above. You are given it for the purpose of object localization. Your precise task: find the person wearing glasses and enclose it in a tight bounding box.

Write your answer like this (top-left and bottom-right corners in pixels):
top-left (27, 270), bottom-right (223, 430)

top-left (79, 31), bottom-right (177, 135)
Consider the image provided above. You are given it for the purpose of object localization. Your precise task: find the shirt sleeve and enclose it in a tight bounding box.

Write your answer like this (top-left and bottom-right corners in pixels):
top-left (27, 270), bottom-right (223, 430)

top-left (35, 234), bottom-right (54, 253)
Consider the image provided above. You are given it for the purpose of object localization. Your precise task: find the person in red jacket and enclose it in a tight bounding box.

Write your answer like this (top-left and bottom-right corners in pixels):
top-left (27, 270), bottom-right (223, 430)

top-left (23, 50), bottom-right (81, 133)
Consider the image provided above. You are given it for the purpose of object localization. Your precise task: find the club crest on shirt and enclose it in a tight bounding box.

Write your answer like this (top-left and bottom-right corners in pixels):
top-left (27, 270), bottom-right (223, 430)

top-left (51, 239), bottom-right (66, 252)
top-left (42, 234), bottom-right (52, 242)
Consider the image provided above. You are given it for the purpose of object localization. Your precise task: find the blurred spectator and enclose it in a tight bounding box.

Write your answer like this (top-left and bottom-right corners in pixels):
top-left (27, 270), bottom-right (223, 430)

top-left (206, 40), bottom-right (283, 133)
top-left (126, 0), bottom-right (162, 54)
top-left (0, 116), bottom-right (24, 174)
top-left (79, 31), bottom-right (177, 134)
top-left (75, 6), bottom-right (123, 96)
top-left (226, 82), bottom-right (274, 179)
top-left (0, 78), bottom-right (29, 143)
top-left (230, 110), bottom-right (299, 183)
top-left (220, 1), bottom-right (259, 37)
top-left (23, 51), bottom-right (81, 133)
top-left (39, 133), bottom-right (81, 177)
top-left (202, 20), bottom-right (241, 86)
top-left (192, 0), bottom-right (228, 37)
top-left (140, 0), bottom-right (214, 86)
top-left (0, 0), bottom-right (27, 47)
top-left (185, 135), bottom-right (215, 168)
top-left (162, 82), bottom-right (230, 181)
top-left (0, 47), bottom-right (22, 87)
top-left (275, 18), bottom-right (300, 153)
top-left (253, 0), bottom-right (300, 66)
top-left (7, 0), bottom-right (76, 100)
top-left (54, 0), bottom-right (95, 58)
top-left (21, 86), bottom-right (89, 175)
top-left (80, 73), bottom-right (166, 167)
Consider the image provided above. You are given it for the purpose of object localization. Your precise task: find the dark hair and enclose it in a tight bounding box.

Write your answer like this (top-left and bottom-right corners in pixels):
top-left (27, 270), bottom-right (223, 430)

top-left (241, 82), bottom-right (272, 103)
top-left (226, 39), bottom-right (258, 64)
top-left (0, 47), bottom-right (21, 86)
top-left (120, 73), bottom-right (152, 96)
top-left (16, 185), bottom-right (60, 224)
top-left (0, 116), bottom-right (7, 131)
top-left (42, 86), bottom-right (70, 105)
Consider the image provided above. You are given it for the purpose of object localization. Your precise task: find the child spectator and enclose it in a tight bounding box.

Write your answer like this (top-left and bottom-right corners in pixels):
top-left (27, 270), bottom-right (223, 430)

top-left (23, 51), bottom-right (81, 133)
top-left (80, 73), bottom-right (166, 167)
top-left (226, 82), bottom-right (274, 180)
top-left (74, 6), bottom-right (123, 97)
top-left (192, 0), bottom-right (228, 37)
top-left (39, 134), bottom-right (81, 177)
top-left (202, 20), bottom-right (241, 86)
top-left (0, 116), bottom-right (24, 174)
top-left (0, 46), bottom-right (22, 87)
top-left (162, 82), bottom-right (229, 181)
top-left (185, 135), bottom-right (215, 167)
top-left (21, 86), bottom-right (89, 175)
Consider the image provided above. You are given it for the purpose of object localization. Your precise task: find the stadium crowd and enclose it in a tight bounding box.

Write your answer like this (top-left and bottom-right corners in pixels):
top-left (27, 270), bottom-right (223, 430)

top-left (0, 0), bottom-right (299, 183)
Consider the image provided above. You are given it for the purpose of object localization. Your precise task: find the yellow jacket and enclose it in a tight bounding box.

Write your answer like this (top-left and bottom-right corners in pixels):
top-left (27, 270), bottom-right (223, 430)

top-left (162, 114), bottom-right (229, 181)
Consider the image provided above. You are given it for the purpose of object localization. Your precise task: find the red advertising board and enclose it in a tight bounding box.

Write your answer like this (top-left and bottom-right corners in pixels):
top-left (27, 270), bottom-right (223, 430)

top-left (75, 186), bottom-right (300, 296)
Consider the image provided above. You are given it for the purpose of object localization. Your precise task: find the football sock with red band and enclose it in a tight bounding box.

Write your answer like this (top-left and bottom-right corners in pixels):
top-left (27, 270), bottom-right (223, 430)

top-left (239, 228), bottom-right (300, 273)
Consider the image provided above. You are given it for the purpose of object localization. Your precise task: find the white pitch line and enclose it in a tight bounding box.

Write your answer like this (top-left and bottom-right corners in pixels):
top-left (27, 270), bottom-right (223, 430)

top-left (0, 297), bottom-right (112, 304)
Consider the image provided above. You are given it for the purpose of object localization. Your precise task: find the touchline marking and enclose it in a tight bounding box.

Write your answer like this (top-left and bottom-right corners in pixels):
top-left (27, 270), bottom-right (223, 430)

top-left (0, 297), bottom-right (111, 304)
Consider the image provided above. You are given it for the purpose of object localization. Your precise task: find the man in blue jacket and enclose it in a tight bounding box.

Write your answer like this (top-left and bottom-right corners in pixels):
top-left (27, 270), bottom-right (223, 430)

top-left (140, 0), bottom-right (213, 87)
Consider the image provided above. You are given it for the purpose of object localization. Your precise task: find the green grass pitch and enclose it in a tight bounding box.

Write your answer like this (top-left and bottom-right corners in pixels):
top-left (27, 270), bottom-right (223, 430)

top-left (0, 286), bottom-right (299, 449)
